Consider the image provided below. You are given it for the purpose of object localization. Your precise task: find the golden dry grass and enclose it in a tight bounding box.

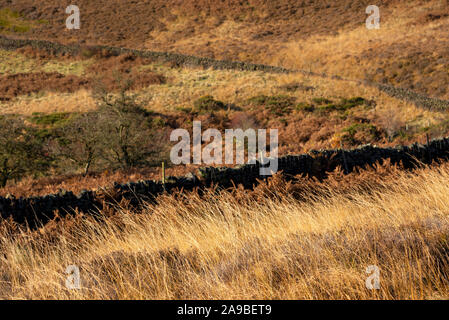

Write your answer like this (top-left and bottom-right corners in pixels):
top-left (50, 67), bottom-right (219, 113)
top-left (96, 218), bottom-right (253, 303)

top-left (0, 89), bottom-right (95, 115)
top-left (1, 164), bottom-right (449, 299)
top-left (0, 49), bottom-right (90, 76)
top-left (1, 62), bottom-right (441, 126)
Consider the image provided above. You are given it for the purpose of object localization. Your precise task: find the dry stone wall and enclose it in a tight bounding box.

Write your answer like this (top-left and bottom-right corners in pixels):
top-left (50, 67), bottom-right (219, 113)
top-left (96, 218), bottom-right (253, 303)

top-left (0, 36), bottom-right (290, 73)
top-left (366, 81), bottom-right (449, 111)
top-left (1, 36), bottom-right (448, 111)
top-left (2, 138), bottom-right (449, 228)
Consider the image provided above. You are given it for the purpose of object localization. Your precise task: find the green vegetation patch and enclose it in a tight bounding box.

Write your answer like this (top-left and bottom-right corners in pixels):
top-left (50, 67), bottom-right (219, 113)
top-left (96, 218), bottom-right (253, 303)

top-left (41, 60), bottom-right (89, 77)
top-left (312, 97), bottom-right (333, 105)
top-left (30, 112), bottom-right (74, 127)
top-left (247, 95), bottom-right (296, 116)
top-left (296, 102), bottom-right (315, 112)
top-left (297, 97), bottom-right (372, 114)
top-left (0, 8), bottom-right (32, 34)
top-left (194, 95), bottom-right (226, 113)
top-left (339, 97), bottom-right (369, 110)
top-left (341, 123), bottom-right (380, 146)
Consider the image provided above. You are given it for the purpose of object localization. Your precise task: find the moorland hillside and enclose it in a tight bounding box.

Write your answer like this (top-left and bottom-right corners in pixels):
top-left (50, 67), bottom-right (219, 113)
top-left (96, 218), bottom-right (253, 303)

top-left (1, 0), bottom-right (448, 98)
top-left (1, 1), bottom-right (449, 300)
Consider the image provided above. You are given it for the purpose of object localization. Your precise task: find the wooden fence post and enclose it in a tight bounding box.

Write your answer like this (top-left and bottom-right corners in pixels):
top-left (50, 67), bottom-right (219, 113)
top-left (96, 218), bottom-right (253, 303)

top-left (162, 162), bottom-right (166, 187)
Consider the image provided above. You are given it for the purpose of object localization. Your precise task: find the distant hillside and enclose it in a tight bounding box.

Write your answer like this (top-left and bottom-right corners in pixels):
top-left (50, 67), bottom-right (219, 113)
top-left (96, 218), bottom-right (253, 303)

top-left (1, 0), bottom-right (385, 48)
top-left (1, 0), bottom-right (448, 99)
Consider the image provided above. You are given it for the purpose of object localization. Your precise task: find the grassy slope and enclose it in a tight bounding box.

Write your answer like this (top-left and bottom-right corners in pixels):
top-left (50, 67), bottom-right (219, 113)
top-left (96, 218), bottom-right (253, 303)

top-left (1, 163), bottom-right (449, 299)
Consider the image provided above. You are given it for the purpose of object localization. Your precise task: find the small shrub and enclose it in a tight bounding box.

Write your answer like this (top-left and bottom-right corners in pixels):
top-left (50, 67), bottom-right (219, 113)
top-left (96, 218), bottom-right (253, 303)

top-left (247, 95), bottom-right (296, 116)
top-left (247, 95), bottom-right (270, 106)
top-left (312, 97), bottom-right (333, 105)
top-left (152, 116), bottom-right (166, 127)
top-left (0, 116), bottom-right (50, 187)
top-left (338, 97), bottom-right (368, 110)
top-left (278, 82), bottom-right (315, 92)
top-left (193, 95), bottom-right (226, 112)
top-left (317, 104), bottom-right (338, 112)
top-left (377, 107), bottom-right (406, 141)
top-left (34, 128), bottom-right (53, 142)
top-left (309, 97), bottom-right (372, 114)
top-left (341, 123), bottom-right (380, 146)
top-left (80, 46), bottom-right (101, 59)
top-left (296, 102), bottom-right (315, 112)
top-left (175, 106), bottom-right (193, 113)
